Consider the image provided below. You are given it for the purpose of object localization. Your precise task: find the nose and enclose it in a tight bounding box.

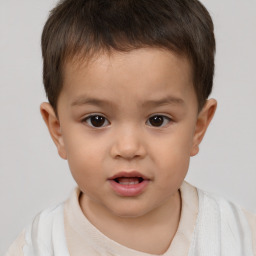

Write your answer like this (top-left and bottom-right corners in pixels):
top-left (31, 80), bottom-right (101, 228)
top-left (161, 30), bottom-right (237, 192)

top-left (110, 126), bottom-right (146, 160)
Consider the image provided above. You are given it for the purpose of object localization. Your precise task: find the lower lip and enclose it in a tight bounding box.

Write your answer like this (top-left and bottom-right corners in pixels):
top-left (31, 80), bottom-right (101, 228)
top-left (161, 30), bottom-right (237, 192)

top-left (108, 180), bottom-right (149, 197)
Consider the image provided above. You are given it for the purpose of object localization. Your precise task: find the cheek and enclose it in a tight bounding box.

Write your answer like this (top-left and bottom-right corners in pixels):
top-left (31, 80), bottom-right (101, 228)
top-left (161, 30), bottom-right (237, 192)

top-left (152, 128), bottom-right (194, 181)
top-left (63, 134), bottom-right (107, 181)
top-left (157, 151), bottom-right (190, 184)
top-left (66, 146), bottom-right (105, 198)
top-left (153, 129), bottom-right (193, 164)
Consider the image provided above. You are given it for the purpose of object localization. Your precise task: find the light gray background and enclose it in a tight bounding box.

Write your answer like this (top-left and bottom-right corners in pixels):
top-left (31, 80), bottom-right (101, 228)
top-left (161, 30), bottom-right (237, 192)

top-left (1, 0), bottom-right (256, 254)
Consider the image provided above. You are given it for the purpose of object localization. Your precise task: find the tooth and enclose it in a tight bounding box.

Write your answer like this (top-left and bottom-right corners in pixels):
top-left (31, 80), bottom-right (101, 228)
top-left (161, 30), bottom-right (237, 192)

top-left (119, 181), bottom-right (139, 185)
top-left (115, 177), bottom-right (142, 185)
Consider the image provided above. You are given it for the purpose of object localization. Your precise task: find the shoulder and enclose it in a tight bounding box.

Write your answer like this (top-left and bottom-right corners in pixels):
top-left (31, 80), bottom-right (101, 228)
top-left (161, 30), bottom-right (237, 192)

top-left (6, 203), bottom-right (70, 256)
top-left (4, 230), bottom-right (26, 256)
top-left (23, 203), bottom-right (69, 256)
top-left (28, 203), bottom-right (65, 235)
top-left (196, 187), bottom-right (255, 230)
top-left (243, 209), bottom-right (256, 255)
top-left (4, 205), bottom-right (63, 256)
top-left (195, 187), bottom-right (256, 255)
top-left (197, 187), bottom-right (256, 222)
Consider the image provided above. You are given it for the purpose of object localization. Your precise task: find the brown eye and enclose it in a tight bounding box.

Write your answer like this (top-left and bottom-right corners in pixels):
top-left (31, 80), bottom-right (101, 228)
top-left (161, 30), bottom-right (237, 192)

top-left (84, 115), bottom-right (110, 128)
top-left (147, 115), bottom-right (171, 127)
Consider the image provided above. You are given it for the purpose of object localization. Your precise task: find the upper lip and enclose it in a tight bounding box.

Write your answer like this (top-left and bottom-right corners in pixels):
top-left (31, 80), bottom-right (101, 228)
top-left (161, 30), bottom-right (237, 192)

top-left (108, 171), bottom-right (150, 180)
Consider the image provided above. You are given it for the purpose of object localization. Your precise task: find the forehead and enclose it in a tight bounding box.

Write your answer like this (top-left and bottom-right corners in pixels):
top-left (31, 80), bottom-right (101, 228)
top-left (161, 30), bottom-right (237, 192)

top-left (65, 47), bottom-right (191, 74)
top-left (60, 48), bottom-right (196, 110)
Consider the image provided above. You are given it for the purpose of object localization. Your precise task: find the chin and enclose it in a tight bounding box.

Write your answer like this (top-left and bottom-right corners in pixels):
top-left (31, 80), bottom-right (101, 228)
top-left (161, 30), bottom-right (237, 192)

top-left (107, 201), bottom-right (153, 219)
top-left (112, 210), bottom-right (148, 219)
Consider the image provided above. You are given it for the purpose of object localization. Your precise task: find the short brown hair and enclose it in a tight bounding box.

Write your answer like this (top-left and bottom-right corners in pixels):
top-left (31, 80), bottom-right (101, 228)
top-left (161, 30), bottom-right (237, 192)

top-left (42, 0), bottom-right (215, 113)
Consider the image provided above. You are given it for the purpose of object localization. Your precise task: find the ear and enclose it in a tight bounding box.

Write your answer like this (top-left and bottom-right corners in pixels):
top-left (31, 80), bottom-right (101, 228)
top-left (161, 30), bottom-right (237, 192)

top-left (40, 102), bottom-right (67, 159)
top-left (190, 99), bottom-right (217, 156)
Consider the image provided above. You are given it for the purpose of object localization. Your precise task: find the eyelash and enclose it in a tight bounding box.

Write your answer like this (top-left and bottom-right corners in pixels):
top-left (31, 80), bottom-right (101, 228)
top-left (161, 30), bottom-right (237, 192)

top-left (82, 114), bottom-right (172, 128)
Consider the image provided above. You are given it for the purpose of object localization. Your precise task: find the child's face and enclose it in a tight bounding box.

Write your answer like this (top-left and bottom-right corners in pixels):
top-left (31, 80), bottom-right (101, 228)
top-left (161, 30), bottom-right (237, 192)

top-left (41, 48), bottom-right (216, 218)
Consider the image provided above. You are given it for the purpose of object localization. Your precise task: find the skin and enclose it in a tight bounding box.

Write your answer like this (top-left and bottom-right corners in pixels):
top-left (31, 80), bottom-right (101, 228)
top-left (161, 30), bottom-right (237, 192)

top-left (41, 48), bottom-right (217, 254)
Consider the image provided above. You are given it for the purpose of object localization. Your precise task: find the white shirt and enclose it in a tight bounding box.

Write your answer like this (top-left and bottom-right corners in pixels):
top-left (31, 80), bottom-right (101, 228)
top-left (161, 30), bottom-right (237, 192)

top-left (5, 182), bottom-right (256, 256)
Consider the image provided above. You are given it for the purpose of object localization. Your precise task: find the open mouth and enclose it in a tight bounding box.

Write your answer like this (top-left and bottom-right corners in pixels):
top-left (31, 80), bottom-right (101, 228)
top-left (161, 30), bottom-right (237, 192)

top-left (108, 172), bottom-right (149, 196)
top-left (108, 171), bottom-right (150, 196)
top-left (114, 177), bottom-right (144, 185)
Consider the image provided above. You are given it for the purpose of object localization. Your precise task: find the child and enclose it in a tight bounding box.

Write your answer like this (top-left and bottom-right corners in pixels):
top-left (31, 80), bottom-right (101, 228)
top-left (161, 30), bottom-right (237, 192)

top-left (5, 0), bottom-right (256, 255)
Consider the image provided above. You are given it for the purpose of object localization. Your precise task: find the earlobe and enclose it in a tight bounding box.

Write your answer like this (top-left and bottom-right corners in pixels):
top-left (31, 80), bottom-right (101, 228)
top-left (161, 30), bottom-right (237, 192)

top-left (190, 99), bottom-right (217, 156)
top-left (40, 102), bottom-right (67, 159)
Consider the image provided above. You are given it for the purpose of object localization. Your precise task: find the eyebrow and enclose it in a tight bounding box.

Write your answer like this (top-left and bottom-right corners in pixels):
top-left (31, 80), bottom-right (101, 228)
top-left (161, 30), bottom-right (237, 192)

top-left (71, 97), bottom-right (115, 107)
top-left (141, 96), bottom-right (184, 107)
top-left (71, 95), bottom-right (184, 108)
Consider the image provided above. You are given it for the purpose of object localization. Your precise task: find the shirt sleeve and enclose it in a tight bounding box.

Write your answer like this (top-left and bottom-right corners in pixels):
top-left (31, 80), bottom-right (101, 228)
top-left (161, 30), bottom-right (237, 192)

top-left (4, 230), bottom-right (26, 256)
top-left (243, 209), bottom-right (256, 256)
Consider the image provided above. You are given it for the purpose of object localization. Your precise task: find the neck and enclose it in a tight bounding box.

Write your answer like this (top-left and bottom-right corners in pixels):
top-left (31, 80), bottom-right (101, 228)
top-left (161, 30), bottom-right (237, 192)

top-left (79, 191), bottom-right (181, 255)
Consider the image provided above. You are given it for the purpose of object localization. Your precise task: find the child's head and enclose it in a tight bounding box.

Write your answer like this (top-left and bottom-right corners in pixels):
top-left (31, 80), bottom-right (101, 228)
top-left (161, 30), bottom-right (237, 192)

top-left (41, 0), bottom-right (215, 114)
top-left (40, 0), bottom-right (217, 219)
